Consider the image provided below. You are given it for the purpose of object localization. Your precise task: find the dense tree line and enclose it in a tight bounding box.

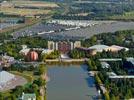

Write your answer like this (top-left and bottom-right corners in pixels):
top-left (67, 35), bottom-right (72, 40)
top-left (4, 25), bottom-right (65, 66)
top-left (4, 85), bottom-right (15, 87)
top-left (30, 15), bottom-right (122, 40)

top-left (89, 59), bottom-right (134, 99)
top-left (53, 1), bottom-right (134, 20)
top-left (0, 37), bottom-right (48, 59)
top-left (42, 50), bottom-right (60, 60)
top-left (97, 71), bottom-right (134, 99)
top-left (82, 30), bottom-right (134, 48)
top-left (68, 49), bottom-right (85, 59)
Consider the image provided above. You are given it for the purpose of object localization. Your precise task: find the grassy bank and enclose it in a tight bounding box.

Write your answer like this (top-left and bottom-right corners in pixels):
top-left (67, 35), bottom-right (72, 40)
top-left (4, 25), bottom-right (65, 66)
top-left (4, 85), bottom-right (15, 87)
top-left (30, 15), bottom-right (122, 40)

top-left (10, 71), bottom-right (34, 83)
top-left (46, 60), bottom-right (85, 65)
top-left (109, 11), bottom-right (134, 20)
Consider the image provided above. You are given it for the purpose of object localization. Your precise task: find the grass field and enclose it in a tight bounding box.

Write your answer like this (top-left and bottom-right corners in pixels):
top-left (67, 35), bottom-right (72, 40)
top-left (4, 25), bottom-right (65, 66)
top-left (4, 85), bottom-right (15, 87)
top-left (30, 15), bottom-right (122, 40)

top-left (110, 11), bottom-right (134, 20)
top-left (12, 0), bottom-right (59, 8)
top-left (10, 71), bottom-right (33, 82)
top-left (1, 0), bottom-right (59, 16)
top-left (1, 7), bottom-right (51, 16)
top-left (10, 71), bottom-right (41, 82)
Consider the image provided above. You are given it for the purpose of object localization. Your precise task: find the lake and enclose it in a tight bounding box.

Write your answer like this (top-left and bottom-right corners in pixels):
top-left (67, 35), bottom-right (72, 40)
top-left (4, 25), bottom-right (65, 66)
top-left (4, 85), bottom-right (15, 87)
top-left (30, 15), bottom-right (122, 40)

top-left (47, 64), bottom-right (98, 100)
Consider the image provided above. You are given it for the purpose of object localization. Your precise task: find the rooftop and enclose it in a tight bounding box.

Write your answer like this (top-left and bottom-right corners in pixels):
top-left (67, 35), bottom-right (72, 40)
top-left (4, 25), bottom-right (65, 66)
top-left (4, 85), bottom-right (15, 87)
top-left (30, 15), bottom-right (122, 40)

top-left (41, 49), bottom-right (53, 54)
top-left (88, 45), bottom-right (109, 52)
top-left (107, 72), bottom-right (134, 79)
top-left (101, 62), bottom-right (110, 68)
top-left (109, 45), bottom-right (129, 51)
top-left (19, 48), bottom-right (30, 55)
top-left (126, 57), bottom-right (134, 65)
top-left (0, 71), bottom-right (15, 85)
top-left (21, 93), bottom-right (36, 100)
top-left (109, 75), bottom-right (134, 79)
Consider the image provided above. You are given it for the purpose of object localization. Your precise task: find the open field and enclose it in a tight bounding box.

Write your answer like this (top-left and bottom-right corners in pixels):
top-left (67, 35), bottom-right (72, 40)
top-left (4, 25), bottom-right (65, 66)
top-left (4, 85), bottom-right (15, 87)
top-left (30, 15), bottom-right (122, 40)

top-left (1, 0), bottom-right (59, 8)
top-left (0, 19), bottom-right (40, 33)
top-left (1, 7), bottom-right (51, 16)
top-left (1, 0), bottom-right (59, 16)
top-left (12, 0), bottom-right (59, 8)
top-left (10, 71), bottom-right (33, 83)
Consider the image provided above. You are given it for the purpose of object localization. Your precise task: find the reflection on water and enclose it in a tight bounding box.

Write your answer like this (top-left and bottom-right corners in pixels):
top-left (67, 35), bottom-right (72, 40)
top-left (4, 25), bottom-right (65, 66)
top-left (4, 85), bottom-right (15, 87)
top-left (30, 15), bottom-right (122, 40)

top-left (47, 64), bottom-right (98, 100)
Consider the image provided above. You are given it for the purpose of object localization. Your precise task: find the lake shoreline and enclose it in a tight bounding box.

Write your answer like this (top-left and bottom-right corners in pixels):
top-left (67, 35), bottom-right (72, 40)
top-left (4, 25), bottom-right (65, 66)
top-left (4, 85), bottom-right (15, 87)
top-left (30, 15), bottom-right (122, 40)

top-left (45, 58), bottom-right (87, 65)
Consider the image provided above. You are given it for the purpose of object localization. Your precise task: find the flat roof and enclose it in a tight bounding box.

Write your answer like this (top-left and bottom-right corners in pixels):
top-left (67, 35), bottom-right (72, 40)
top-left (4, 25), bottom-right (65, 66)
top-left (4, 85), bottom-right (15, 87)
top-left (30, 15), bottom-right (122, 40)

top-left (88, 45), bottom-right (109, 52)
top-left (22, 93), bottom-right (36, 100)
top-left (0, 71), bottom-right (15, 85)
top-left (99, 58), bottom-right (122, 61)
top-left (109, 75), bottom-right (134, 79)
top-left (126, 57), bottom-right (134, 65)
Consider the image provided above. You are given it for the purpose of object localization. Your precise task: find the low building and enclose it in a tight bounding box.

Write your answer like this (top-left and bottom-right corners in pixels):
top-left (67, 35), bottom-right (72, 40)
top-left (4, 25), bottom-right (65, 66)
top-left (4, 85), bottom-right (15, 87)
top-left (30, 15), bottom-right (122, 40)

top-left (20, 93), bottom-right (36, 100)
top-left (123, 57), bottom-right (134, 74)
top-left (99, 58), bottom-right (122, 62)
top-left (19, 48), bottom-right (30, 56)
top-left (88, 45), bottom-right (110, 53)
top-left (107, 45), bottom-right (129, 52)
top-left (78, 44), bottom-right (129, 55)
top-left (107, 72), bottom-right (134, 79)
top-left (27, 51), bottom-right (39, 61)
top-left (41, 49), bottom-right (53, 55)
top-left (107, 72), bottom-right (117, 76)
top-left (0, 55), bottom-right (15, 67)
top-left (21, 45), bottom-right (27, 49)
top-left (2, 55), bottom-right (15, 63)
top-left (109, 75), bottom-right (134, 79)
top-left (126, 57), bottom-right (134, 65)
top-left (101, 62), bottom-right (110, 69)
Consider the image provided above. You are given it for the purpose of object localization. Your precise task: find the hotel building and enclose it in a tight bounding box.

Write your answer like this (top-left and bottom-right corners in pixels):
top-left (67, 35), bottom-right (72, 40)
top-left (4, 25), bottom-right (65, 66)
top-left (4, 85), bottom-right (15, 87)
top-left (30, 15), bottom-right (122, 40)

top-left (48, 41), bottom-right (81, 54)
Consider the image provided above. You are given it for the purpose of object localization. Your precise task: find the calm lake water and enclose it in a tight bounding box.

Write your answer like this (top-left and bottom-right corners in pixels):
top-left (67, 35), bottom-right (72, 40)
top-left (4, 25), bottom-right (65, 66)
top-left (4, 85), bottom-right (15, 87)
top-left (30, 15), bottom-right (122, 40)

top-left (47, 64), bottom-right (98, 100)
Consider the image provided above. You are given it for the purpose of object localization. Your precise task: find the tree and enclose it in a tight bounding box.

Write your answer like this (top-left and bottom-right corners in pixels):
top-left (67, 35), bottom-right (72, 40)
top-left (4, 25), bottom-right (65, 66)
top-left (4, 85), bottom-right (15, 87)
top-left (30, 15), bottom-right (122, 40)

top-left (95, 74), bottom-right (102, 85)
top-left (32, 84), bottom-right (39, 96)
top-left (87, 59), bottom-right (97, 71)
top-left (44, 50), bottom-right (60, 59)
top-left (104, 92), bottom-right (110, 100)
top-left (111, 94), bottom-right (116, 100)
top-left (38, 64), bottom-right (46, 75)
top-left (125, 89), bottom-right (132, 99)
top-left (33, 77), bottom-right (46, 87)
top-left (12, 86), bottom-right (23, 97)
top-left (0, 93), bottom-right (4, 100)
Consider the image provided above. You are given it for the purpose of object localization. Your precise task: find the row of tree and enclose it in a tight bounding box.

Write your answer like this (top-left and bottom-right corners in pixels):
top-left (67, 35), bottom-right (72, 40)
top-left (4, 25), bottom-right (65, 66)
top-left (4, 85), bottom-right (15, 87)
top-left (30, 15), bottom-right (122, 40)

top-left (87, 57), bottom-right (134, 99)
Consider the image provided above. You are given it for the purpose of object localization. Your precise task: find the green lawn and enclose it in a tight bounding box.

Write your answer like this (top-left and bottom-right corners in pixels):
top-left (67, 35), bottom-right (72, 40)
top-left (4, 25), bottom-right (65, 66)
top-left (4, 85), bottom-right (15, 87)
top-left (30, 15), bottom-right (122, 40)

top-left (10, 71), bottom-right (34, 83)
